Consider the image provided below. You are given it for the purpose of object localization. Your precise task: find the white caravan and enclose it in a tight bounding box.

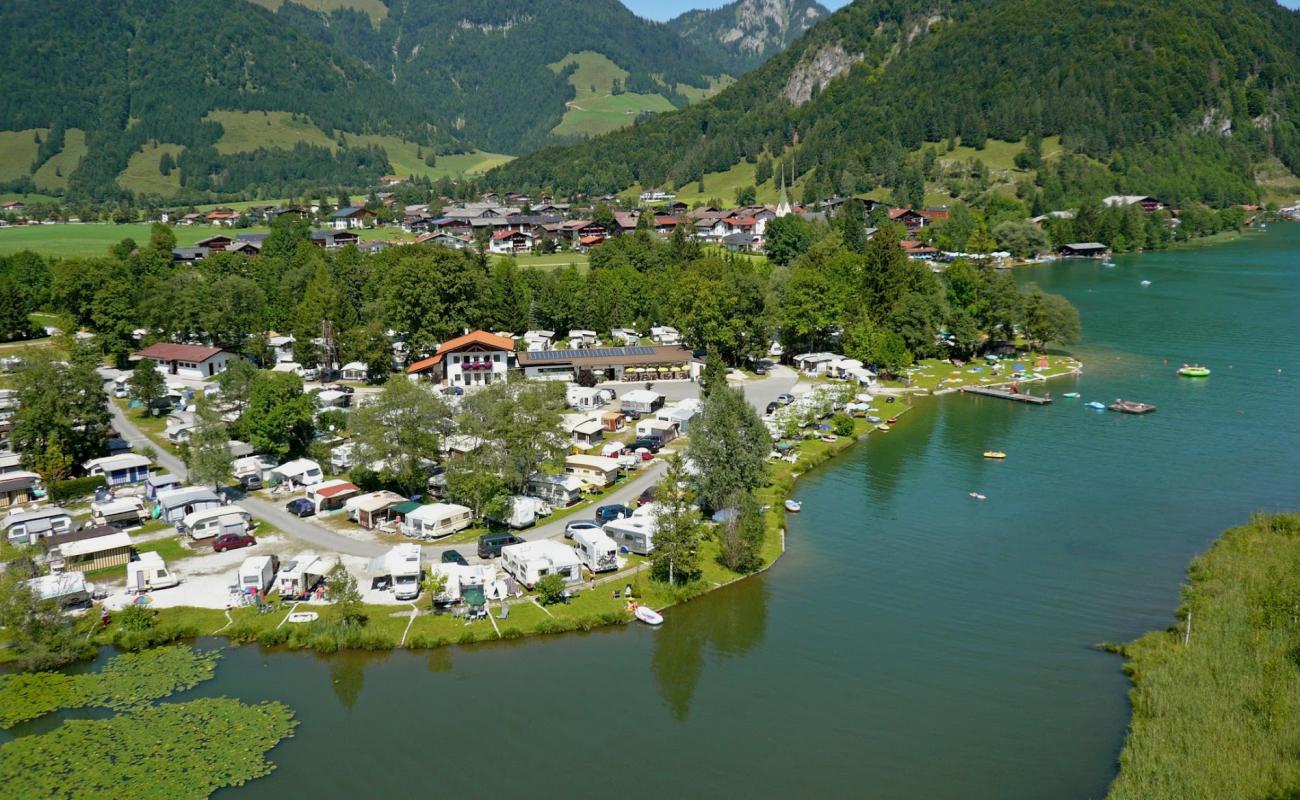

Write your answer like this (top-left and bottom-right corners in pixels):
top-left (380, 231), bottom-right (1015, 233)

top-left (126, 552), bottom-right (180, 593)
top-left (571, 528), bottom-right (618, 573)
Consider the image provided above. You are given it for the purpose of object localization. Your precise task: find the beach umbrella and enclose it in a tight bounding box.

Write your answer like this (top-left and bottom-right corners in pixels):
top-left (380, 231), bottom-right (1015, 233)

top-left (134, 594), bottom-right (153, 606)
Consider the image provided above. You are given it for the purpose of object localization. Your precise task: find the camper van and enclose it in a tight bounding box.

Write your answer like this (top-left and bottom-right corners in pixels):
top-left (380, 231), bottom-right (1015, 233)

top-left (180, 505), bottom-right (252, 540)
top-left (91, 497), bottom-right (147, 528)
top-left (154, 486), bottom-right (221, 524)
top-left (403, 503), bottom-right (473, 540)
top-left (500, 540), bottom-right (582, 589)
top-left (572, 528), bottom-right (618, 573)
top-left (603, 516), bottom-right (656, 555)
top-left (390, 543), bottom-right (422, 600)
top-left (238, 555), bottom-right (276, 595)
top-left (126, 551), bottom-right (179, 593)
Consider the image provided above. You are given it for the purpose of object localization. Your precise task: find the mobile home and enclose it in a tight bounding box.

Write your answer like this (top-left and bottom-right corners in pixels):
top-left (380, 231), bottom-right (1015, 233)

top-left (83, 454), bottom-right (152, 487)
top-left (90, 497), bottom-right (147, 528)
top-left (634, 417), bottom-right (677, 444)
top-left (526, 474), bottom-right (586, 507)
top-left (277, 556), bottom-right (328, 599)
top-left (26, 572), bottom-right (91, 607)
top-left (305, 480), bottom-right (359, 512)
top-left (403, 503), bottom-right (473, 539)
top-left (145, 473), bottom-right (182, 499)
top-left (155, 486), bottom-right (221, 524)
top-left (572, 528), bottom-right (618, 573)
top-left (271, 458), bottom-right (323, 488)
top-left (619, 389), bottom-right (664, 415)
top-left (499, 540), bottom-right (583, 589)
top-left (3, 506), bottom-right (73, 545)
top-left (181, 505), bottom-right (252, 540)
top-left (604, 516), bottom-right (656, 555)
top-left (46, 526), bottom-right (133, 572)
top-left (345, 490), bottom-right (406, 529)
top-left (563, 455), bottom-right (621, 488)
top-left (126, 551), bottom-right (180, 593)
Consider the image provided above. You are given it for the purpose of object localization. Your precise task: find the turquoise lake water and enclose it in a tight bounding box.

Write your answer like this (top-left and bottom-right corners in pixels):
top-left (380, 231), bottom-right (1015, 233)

top-left (6, 224), bottom-right (1299, 799)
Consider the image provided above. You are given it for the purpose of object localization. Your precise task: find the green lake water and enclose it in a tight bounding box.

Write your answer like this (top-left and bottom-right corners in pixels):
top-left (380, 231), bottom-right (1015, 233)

top-left (7, 225), bottom-right (1300, 799)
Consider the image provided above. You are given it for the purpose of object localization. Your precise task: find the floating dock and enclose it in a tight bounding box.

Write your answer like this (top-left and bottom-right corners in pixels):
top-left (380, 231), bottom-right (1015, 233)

top-left (960, 386), bottom-right (1054, 405)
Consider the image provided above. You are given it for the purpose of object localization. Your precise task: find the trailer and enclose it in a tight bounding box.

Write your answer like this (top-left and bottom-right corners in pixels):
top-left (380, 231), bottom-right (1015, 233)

top-left (276, 556), bottom-right (328, 599)
top-left (126, 551), bottom-right (180, 593)
top-left (154, 486), bottom-right (221, 524)
top-left (499, 540), bottom-right (582, 589)
top-left (91, 497), bottom-right (147, 528)
top-left (403, 503), bottom-right (473, 540)
top-left (238, 555), bottom-right (276, 595)
top-left (26, 572), bottom-right (92, 607)
top-left (603, 516), bottom-right (656, 555)
top-left (572, 528), bottom-right (618, 573)
top-left (181, 505), bottom-right (252, 540)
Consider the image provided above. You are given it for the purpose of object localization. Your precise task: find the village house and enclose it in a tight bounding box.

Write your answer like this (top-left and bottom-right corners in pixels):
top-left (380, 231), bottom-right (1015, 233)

top-left (205, 208), bottom-right (240, 227)
top-left (309, 230), bottom-right (360, 249)
top-left (330, 206), bottom-right (375, 230)
top-left (1103, 195), bottom-right (1163, 213)
top-left (489, 229), bottom-right (534, 254)
top-left (407, 330), bottom-right (516, 388)
top-left (135, 343), bottom-right (234, 380)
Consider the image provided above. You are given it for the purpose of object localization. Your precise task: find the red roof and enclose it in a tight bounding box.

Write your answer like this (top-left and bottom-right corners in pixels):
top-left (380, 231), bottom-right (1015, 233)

top-left (407, 330), bottom-right (515, 373)
top-left (316, 482), bottom-right (359, 498)
top-left (135, 343), bottom-right (225, 362)
top-left (579, 235), bottom-right (604, 246)
top-left (492, 229), bottom-right (529, 241)
top-left (918, 209), bottom-right (949, 221)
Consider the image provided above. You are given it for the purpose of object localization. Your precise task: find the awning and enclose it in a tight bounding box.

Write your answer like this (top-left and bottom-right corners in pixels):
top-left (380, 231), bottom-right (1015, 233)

top-left (391, 501), bottom-right (422, 515)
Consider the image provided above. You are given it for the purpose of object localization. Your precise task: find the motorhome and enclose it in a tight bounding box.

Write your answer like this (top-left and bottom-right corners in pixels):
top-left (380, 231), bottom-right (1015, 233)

top-left (238, 555), bottom-right (276, 595)
top-left (90, 497), bottom-right (147, 528)
top-left (277, 556), bottom-right (328, 599)
top-left (181, 505), bottom-right (252, 540)
top-left (390, 543), bottom-right (422, 600)
top-left (499, 540), bottom-right (583, 589)
top-left (154, 486), bottom-right (221, 524)
top-left (604, 516), bottom-right (656, 555)
top-left (403, 503), bottom-right (473, 539)
top-left (26, 572), bottom-right (91, 607)
top-left (3, 506), bottom-right (73, 545)
top-left (126, 551), bottom-right (180, 593)
top-left (572, 528), bottom-right (618, 573)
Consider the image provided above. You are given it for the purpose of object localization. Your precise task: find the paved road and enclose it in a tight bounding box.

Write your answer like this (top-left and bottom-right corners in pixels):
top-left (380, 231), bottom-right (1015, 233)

top-left (105, 365), bottom-right (804, 562)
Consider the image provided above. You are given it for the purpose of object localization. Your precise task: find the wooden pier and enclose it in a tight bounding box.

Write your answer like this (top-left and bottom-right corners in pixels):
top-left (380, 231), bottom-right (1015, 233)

top-left (960, 386), bottom-right (1054, 405)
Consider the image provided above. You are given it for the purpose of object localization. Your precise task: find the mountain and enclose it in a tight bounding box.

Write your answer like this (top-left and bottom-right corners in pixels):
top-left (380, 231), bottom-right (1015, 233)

top-left (667, 0), bottom-right (829, 73)
top-left (492, 0), bottom-right (1300, 210)
top-left (0, 0), bottom-right (457, 201)
top-left (271, 0), bottom-right (732, 153)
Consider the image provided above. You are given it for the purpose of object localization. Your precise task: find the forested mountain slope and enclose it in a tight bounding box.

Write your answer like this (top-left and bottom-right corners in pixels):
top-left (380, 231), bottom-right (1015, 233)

top-left (667, 0), bottom-right (828, 73)
top-left (273, 0), bottom-right (730, 153)
top-left (492, 0), bottom-right (1300, 208)
top-left (0, 0), bottom-right (454, 201)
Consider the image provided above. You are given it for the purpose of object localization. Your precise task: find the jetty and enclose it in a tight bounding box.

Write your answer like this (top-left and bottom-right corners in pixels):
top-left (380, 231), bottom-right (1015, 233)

top-left (960, 386), bottom-right (1053, 405)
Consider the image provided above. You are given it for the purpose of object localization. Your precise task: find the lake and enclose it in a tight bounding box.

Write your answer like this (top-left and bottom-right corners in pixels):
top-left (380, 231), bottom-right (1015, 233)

top-left (9, 225), bottom-right (1300, 799)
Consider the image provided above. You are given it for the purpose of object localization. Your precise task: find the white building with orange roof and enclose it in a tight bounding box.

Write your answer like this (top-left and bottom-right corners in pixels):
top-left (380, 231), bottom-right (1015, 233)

top-left (406, 330), bottom-right (516, 388)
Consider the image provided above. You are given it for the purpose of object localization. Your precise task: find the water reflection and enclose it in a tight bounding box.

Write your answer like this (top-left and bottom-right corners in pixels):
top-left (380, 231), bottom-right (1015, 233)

top-left (321, 650), bottom-right (391, 710)
top-left (651, 574), bottom-right (769, 720)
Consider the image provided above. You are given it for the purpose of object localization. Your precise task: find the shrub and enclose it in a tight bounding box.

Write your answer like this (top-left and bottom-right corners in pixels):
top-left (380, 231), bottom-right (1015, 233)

top-left (48, 475), bottom-right (105, 503)
top-left (831, 413), bottom-right (856, 437)
top-left (535, 574), bottom-right (567, 605)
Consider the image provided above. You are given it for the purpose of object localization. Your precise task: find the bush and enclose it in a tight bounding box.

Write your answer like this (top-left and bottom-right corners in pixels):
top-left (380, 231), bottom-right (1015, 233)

top-left (113, 625), bottom-right (195, 652)
top-left (535, 574), bottom-right (567, 605)
top-left (48, 475), bottom-right (105, 503)
top-left (116, 605), bottom-right (156, 632)
top-left (831, 413), bottom-right (855, 437)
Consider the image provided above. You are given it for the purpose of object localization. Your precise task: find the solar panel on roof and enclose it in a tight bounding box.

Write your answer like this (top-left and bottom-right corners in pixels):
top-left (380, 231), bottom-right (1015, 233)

top-left (528, 346), bottom-right (657, 362)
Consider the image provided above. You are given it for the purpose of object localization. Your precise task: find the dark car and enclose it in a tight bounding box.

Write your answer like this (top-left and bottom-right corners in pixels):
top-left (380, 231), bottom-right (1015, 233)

top-left (636, 487), bottom-right (656, 507)
top-left (212, 532), bottom-right (256, 552)
top-left (477, 533), bottom-right (524, 559)
top-left (564, 519), bottom-right (602, 540)
top-left (441, 549), bottom-right (469, 566)
top-left (595, 504), bottom-right (632, 523)
top-left (238, 473), bottom-right (263, 491)
top-left (766, 401), bottom-right (779, 415)
top-left (631, 437), bottom-right (662, 453)
top-left (285, 498), bottom-right (315, 518)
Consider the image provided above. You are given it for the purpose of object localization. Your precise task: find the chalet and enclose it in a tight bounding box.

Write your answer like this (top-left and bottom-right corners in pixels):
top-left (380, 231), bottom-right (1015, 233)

top-left (309, 230), bottom-right (359, 249)
top-left (330, 206), bottom-right (375, 230)
top-left (379, 175), bottom-right (405, 187)
top-left (577, 235), bottom-right (605, 251)
top-left (178, 213), bottom-right (205, 226)
top-left (918, 209), bottom-right (950, 225)
top-left (228, 240), bottom-right (261, 256)
top-left (1102, 195), bottom-right (1163, 213)
top-left (195, 235), bottom-right (234, 252)
top-left (900, 240), bottom-right (938, 260)
top-left (407, 330), bottom-right (515, 388)
top-left (888, 208), bottom-right (929, 234)
top-left (0, 201), bottom-right (24, 216)
top-left (654, 216), bottom-right (682, 235)
top-left (205, 209), bottom-right (240, 227)
top-left (135, 343), bottom-right (234, 380)
top-left (722, 232), bottom-right (759, 253)
top-left (489, 229), bottom-right (534, 254)
top-left (1058, 242), bottom-right (1110, 259)
top-left (611, 211), bottom-right (640, 234)
top-left (560, 220), bottom-right (600, 242)
top-left (418, 231), bottom-right (472, 250)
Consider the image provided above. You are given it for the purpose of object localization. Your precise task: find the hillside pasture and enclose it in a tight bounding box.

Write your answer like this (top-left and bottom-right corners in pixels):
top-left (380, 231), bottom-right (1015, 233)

top-left (31, 129), bottom-right (87, 193)
top-left (549, 52), bottom-right (677, 138)
top-left (117, 142), bottom-right (186, 196)
top-left (0, 223), bottom-right (410, 258)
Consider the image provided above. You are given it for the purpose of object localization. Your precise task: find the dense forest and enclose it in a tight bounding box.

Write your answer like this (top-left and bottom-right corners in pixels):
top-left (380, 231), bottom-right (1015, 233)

top-left (492, 0), bottom-right (1300, 208)
top-left (274, 0), bottom-right (726, 153)
top-left (0, 0), bottom-right (453, 201)
top-left (667, 0), bottom-right (828, 74)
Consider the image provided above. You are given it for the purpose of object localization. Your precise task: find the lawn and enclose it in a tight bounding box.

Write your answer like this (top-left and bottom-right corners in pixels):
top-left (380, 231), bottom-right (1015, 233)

top-left (493, 251), bottom-right (590, 272)
top-left (247, 0), bottom-right (387, 22)
top-left (118, 142), bottom-right (185, 196)
top-left (0, 222), bottom-right (410, 258)
top-left (206, 111), bottom-right (339, 156)
top-left (549, 51), bottom-right (678, 138)
top-left (0, 129), bottom-right (42, 182)
top-left (882, 352), bottom-right (1082, 394)
top-left (32, 129), bottom-right (87, 193)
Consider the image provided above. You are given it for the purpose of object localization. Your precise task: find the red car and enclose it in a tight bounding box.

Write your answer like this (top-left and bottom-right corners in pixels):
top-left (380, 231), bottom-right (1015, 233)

top-left (212, 532), bottom-right (257, 552)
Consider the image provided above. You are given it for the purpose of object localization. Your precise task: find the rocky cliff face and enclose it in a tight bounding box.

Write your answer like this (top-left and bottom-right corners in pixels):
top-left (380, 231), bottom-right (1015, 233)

top-left (668, 0), bottom-right (828, 74)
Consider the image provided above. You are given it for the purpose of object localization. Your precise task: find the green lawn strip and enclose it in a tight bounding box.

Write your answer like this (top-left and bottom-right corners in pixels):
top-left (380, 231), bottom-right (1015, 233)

top-left (1107, 512), bottom-right (1300, 800)
top-left (882, 353), bottom-right (1081, 394)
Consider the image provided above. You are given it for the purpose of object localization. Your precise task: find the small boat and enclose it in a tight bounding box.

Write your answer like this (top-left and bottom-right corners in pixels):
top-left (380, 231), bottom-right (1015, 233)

top-left (784, 499), bottom-right (802, 513)
top-left (886, 416), bottom-right (899, 424)
top-left (867, 416), bottom-right (883, 424)
top-left (1140, 280), bottom-right (1152, 287)
top-left (1109, 399), bottom-right (1158, 414)
top-left (1085, 401), bottom-right (1106, 410)
top-left (983, 451), bottom-right (1007, 459)
top-left (1102, 260), bottom-right (1116, 268)
top-left (633, 605), bottom-right (663, 626)
top-left (286, 611), bottom-right (319, 624)
top-left (876, 424), bottom-right (891, 432)
top-left (1178, 364), bottom-right (1211, 377)
top-left (1063, 392), bottom-right (1080, 399)
top-left (819, 435), bottom-right (838, 444)
top-left (969, 492), bottom-right (987, 501)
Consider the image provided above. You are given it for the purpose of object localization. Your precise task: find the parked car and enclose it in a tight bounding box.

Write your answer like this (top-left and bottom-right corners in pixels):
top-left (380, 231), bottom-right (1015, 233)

top-left (238, 473), bottom-right (263, 491)
top-left (636, 487), bottom-right (656, 507)
top-left (766, 401), bottom-right (779, 415)
top-left (777, 393), bottom-right (795, 405)
top-left (440, 549), bottom-right (469, 566)
top-left (564, 519), bottom-right (602, 540)
top-left (631, 437), bottom-right (662, 453)
top-left (213, 532), bottom-right (256, 552)
top-left (754, 364), bottom-right (768, 376)
top-left (477, 533), bottom-right (524, 559)
top-left (285, 498), bottom-right (315, 518)
top-left (113, 385), bottom-right (129, 398)
top-left (595, 504), bottom-right (632, 523)
top-left (301, 367), bottom-right (320, 382)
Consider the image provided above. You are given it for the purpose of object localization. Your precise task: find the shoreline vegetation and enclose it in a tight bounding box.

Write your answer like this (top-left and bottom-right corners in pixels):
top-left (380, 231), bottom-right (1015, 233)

top-left (1106, 511), bottom-right (1300, 799)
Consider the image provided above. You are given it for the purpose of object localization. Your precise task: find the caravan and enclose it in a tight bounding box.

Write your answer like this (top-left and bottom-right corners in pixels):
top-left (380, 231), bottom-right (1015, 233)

top-left (604, 516), bottom-right (656, 555)
top-left (91, 497), bottom-right (147, 528)
top-left (390, 543), bottom-right (422, 600)
top-left (154, 486), bottom-right (221, 524)
top-left (403, 503), bottom-right (473, 540)
top-left (238, 555), bottom-right (277, 595)
top-left (180, 505), bottom-right (253, 540)
top-left (26, 572), bottom-right (91, 607)
top-left (277, 557), bottom-right (328, 599)
top-left (126, 552), bottom-right (180, 593)
top-left (499, 540), bottom-right (582, 589)
top-left (572, 528), bottom-right (618, 573)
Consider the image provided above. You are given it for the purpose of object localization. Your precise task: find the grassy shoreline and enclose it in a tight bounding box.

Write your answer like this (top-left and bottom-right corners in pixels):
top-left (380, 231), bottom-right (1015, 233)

top-left (1106, 511), bottom-right (1300, 799)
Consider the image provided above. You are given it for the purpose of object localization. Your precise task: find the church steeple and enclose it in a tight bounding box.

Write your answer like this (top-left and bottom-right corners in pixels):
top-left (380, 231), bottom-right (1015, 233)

top-left (776, 164), bottom-right (792, 218)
